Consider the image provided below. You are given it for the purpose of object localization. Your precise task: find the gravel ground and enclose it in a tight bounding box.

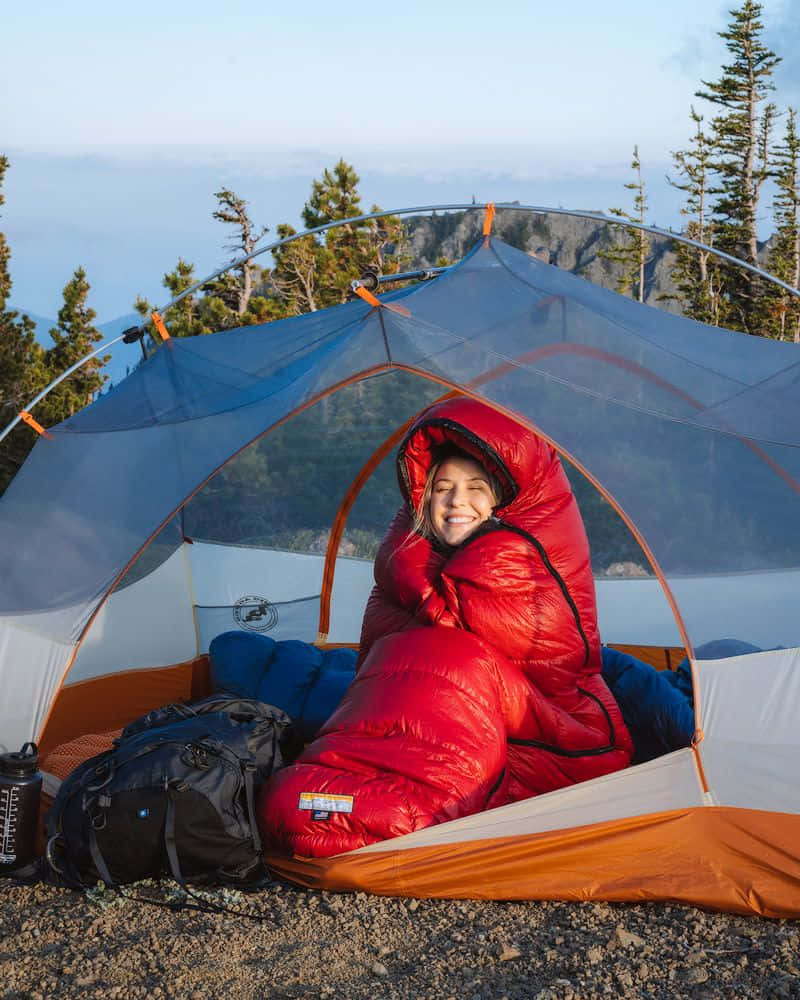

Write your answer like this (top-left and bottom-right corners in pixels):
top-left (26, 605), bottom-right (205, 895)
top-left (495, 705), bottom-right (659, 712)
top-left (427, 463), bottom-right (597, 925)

top-left (1, 876), bottom-right (798, 999)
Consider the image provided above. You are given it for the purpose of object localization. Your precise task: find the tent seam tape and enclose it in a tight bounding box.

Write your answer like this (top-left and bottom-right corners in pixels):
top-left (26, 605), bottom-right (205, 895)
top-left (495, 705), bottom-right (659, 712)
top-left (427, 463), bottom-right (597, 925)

top-left (181, 541), bottom-right (202, 658)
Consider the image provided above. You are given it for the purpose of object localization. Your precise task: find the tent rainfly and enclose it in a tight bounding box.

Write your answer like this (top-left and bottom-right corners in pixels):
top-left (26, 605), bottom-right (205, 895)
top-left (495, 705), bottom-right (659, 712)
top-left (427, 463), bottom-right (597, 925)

top-left (1, 225), bottom-right (799, 917)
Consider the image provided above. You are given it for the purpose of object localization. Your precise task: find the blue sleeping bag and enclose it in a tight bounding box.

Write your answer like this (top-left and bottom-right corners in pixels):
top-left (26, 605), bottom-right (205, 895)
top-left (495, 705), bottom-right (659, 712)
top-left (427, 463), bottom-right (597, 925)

top-left (601, 639), bottom-right (761, 764)
top-left (600, 646), bottom-right (695, 764)
top-left (209, 631), bottom-right (356, 740)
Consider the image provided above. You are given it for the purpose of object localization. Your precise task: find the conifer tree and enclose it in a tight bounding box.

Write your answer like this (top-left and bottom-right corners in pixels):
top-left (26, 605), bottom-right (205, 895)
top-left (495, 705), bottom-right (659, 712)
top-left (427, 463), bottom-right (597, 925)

top-left (599, 146), bottom-right (650, 301)
top-left (136, 190), bottom-right (274, 336)
top-left (764, 109), bottom-right (800, 341)
top-left (271, 160), bottom-right (408, 312)
top-left (270, 223), bottom-right (326, 315)
top-left (668, 109), bottom-right (724, 324)
top-left (302, 160), bottom-right (362, 230)
top-left (38, 267), bottom-right (107, 425)
top-left (0, 155), bottom-right (48, 495)
top-left (135, 258), bottom-right (211, 339)
top-left (206, 187), bottom-right (269, 321)
top-left (695, 0), bottom-right (780, 333)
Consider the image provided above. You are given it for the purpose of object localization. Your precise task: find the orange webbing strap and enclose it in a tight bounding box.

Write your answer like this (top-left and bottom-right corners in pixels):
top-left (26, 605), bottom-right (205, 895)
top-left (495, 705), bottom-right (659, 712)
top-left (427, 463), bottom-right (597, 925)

top-left (483, 202), bottom-right (496, 238)
top-left (352, 284), bottom-right (411, 317)
top-left (352, 285), bottom-right (381, 309)
top-left (19, 410), bottom-right (53, 440)
top-left (151, 311), bottom-right (171, 342)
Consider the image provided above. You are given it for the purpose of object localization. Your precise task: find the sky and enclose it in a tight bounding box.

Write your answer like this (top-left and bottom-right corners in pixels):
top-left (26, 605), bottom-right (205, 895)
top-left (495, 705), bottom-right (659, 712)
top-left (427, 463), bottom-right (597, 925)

top-left (2, 0), bottom-right (799, 327)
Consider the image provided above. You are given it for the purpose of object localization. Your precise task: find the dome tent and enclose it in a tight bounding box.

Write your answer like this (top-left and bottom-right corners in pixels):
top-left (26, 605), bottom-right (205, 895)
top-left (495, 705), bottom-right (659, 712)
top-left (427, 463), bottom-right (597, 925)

top-left (1, 213), bottom-right (799, 916)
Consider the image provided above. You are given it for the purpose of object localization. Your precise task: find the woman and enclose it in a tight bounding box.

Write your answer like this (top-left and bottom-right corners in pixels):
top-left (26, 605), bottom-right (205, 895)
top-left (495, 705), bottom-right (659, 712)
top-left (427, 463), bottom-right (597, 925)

top-left (259, 397), bottom-right (632, 857)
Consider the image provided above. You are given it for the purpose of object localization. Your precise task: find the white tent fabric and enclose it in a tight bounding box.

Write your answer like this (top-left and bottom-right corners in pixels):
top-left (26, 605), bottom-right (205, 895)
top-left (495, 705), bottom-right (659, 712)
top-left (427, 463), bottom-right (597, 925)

top-left (353, 748), bottom-right (707, 852)
top-left (698, 647), bottom-right (800, 813)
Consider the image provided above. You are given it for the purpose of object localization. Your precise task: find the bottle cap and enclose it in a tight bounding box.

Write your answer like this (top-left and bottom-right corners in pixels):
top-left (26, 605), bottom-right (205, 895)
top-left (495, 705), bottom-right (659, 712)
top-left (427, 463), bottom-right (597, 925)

top-left (0, 742), bottom-right (39, 777)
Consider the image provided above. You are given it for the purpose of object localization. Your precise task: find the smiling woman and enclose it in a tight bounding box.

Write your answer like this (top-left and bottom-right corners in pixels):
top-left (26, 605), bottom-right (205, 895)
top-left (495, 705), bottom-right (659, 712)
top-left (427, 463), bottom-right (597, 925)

top-left (422, 449), bottom-right (500, 548)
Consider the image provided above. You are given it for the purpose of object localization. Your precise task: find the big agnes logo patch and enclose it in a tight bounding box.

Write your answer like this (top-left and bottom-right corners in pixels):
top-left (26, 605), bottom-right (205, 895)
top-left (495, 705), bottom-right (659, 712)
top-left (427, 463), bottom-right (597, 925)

top-left (233, 595), bottom-right (278, 632)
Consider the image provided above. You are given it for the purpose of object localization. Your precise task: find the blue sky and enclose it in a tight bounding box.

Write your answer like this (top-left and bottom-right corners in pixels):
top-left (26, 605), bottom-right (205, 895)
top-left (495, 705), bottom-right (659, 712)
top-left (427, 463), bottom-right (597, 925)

top-left (2, 0), bottom-right (798, 323)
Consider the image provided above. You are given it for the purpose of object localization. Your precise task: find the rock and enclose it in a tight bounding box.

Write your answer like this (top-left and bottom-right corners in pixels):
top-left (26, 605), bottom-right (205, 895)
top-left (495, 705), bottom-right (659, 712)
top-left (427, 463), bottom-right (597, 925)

top-left (610, 926), bottom-right (645, 949)
top-left (371, 961), bottom-right (389, 977)
top-left (498, 944), bottom-right (521, 961)
top-left (408, 898), bottom-right (420, 911)
top-left (686, 966), bottom-right (710, 985)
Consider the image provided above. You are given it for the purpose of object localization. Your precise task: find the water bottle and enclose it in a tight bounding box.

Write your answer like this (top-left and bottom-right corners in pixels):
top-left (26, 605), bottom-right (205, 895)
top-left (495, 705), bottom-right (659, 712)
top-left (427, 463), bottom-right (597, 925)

top-left (0, 742), bottom-right (43, 873)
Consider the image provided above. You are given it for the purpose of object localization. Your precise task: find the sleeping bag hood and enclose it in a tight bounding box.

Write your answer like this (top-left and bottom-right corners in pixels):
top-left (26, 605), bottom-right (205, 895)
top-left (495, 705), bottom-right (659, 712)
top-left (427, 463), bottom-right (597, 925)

top-left (397, 396), bottom-right (553, 525)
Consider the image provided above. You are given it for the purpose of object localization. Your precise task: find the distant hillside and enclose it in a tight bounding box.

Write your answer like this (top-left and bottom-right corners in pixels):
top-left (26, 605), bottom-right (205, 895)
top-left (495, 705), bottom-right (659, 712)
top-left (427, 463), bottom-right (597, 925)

top-left (405, 209), bottom-right (683, 313)
top-left (9, 309), bottom-right (58, 340)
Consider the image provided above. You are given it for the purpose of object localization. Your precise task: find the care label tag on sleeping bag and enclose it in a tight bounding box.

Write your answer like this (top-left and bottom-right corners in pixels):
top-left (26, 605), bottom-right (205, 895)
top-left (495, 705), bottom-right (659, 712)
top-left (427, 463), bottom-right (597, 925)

top-left (298, 792), bottom-right (354, 814)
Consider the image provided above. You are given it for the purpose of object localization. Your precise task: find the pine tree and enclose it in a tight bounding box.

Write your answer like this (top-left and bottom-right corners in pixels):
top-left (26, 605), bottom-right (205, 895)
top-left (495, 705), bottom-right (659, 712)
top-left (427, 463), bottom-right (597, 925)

top-left (136, 190), bottom-right (275, 335)
top-left (270, 223), bottom-right (327, 315)
top-left (598, 146), bottom-right (650, 301)
top-left (695, 0), bottom-right (780, 333)
top-left (205, 188), bottom-right (269, 322)
top-left (764, 109), bottom-right (800, 341)
top-left (668, 109), bottom-right (724, 324)
top-left (271, 160), bottom-right (408, 312)
top-left (135, 258), bottom-right (212, 339)
top-left (0, 156), bottom-right (10, 312)
top-left (38, 267), bottom-right (107, 426)
top-left (0, 156), bottom-right (48, 495)
top-left (302, 160), bottom-right (363, 230)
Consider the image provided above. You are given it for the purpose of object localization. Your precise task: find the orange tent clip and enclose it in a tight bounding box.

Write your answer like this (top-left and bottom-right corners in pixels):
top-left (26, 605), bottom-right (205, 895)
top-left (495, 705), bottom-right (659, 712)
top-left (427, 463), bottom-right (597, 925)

top-left (19, 410), bottom-right (53, 440)
top-left (352, 285), bottom-right (382, 309)
top-left (352, 284), bottom-right (411, 317)
top-left (151, 311), bottom-right (171, 342)
top-left (483, 202), bottom-right (496, 239)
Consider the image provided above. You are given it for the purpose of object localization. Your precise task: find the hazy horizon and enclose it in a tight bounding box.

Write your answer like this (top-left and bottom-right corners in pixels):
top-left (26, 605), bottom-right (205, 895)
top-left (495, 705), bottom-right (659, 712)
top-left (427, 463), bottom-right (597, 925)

top-left (3, 0), bottom-right (798, 321)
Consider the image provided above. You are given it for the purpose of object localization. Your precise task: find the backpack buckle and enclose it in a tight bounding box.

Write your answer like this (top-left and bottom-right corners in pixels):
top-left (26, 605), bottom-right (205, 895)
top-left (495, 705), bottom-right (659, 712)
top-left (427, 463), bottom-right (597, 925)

top-left (181, 742), bottom-right (210, 769)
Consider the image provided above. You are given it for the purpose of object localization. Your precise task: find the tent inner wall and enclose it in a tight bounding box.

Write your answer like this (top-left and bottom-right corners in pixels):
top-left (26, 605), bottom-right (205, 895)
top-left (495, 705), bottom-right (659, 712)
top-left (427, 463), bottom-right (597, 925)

top-left (47, 366), bottom-right (674, 754)
top-left (177, 371), bottom-right (661, 646)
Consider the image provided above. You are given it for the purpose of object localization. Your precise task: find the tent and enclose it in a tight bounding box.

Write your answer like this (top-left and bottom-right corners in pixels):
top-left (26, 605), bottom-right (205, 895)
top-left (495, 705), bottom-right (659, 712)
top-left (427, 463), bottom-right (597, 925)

top-left (1, 227), bottom-right (799, 916)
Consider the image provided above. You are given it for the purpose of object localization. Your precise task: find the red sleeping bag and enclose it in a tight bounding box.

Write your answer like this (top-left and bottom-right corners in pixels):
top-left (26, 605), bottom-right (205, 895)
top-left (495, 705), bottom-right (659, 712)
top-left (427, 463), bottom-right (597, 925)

top-left (259, 398), bottom-right (632, 856)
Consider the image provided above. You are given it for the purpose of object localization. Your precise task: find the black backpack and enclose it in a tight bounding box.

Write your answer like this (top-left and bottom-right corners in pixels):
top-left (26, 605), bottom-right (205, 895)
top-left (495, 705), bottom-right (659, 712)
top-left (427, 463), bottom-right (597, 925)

top-left (44, 695), bottom-right (298, 889)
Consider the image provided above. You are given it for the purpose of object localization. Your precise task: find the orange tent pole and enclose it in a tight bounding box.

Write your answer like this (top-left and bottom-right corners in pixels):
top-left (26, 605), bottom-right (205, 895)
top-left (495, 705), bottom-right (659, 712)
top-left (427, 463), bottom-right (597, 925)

top-left (317, 390), bottom-right (460, 642)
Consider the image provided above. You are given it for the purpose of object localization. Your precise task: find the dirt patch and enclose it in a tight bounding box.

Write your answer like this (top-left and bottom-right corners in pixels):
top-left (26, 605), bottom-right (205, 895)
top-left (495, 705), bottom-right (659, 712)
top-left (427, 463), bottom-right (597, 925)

top-left (1, 878), bottom-right (798, 998)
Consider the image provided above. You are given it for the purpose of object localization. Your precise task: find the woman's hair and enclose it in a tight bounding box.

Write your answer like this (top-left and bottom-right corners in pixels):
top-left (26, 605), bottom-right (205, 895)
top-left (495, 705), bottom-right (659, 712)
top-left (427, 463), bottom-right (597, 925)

top-left (409, 444), bottom-right (502, 543)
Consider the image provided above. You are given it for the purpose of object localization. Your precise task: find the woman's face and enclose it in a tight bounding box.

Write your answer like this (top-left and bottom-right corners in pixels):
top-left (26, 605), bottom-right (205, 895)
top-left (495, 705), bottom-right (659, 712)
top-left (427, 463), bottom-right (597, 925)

top-left (428, 455), bottom-right (495, 547)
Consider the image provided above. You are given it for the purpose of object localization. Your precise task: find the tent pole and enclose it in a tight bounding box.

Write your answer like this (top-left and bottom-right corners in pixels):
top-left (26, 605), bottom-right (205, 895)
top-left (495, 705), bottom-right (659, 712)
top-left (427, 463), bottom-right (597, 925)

top-left (4, 202), bottom-right (799, 446)
top-left (0, 333), bottom-right (127, 446)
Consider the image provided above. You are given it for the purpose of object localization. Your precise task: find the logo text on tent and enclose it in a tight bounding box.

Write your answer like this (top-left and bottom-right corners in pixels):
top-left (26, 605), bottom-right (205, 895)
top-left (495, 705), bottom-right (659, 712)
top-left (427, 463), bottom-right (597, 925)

top-left (233, 595), bottom-right (279, 633)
